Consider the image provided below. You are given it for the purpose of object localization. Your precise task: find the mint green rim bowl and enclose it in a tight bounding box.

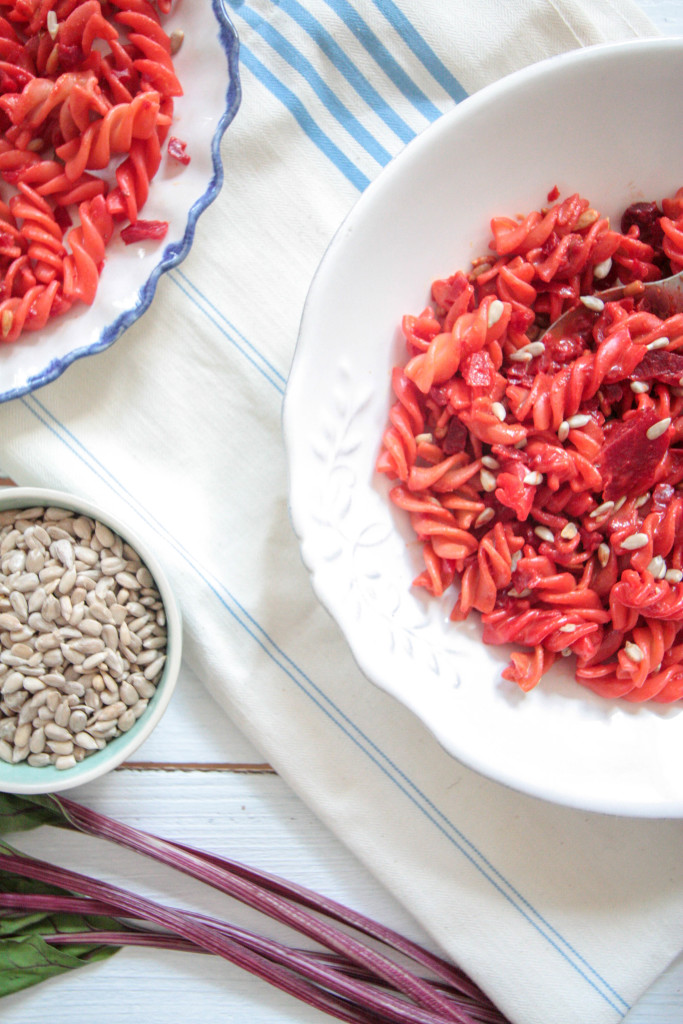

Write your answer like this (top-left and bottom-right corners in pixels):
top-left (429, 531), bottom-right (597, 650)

top-left (0, 487), bottom-right (182, 795)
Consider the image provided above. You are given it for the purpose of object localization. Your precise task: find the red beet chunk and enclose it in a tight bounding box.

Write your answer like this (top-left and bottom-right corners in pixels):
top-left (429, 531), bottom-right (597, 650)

top-left (629, 349), bottom-right (683, 385)
top-left (461, 350), bottom-right (496, 388)
top-left (120, 220), bottom-right (169, 244)
top-left (168, 136), bottom-right (191, 165)
top-left (597, 407), bottom-right (669, 500)
top-left (58, 42), bottom-right (85, 69)
top-left (442, 418), bottom-right (467, 454)
top-left (620, 201), bottom-right (664, 249)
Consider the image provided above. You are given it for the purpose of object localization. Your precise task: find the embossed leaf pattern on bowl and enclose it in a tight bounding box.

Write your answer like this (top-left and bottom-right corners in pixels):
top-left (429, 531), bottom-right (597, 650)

top-left (309, 360), bottom-right (464, 681)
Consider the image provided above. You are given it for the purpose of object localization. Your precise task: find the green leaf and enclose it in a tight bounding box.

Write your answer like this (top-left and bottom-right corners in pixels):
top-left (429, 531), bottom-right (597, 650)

top-left (0, 842), bottom-right (124, 996)
top-left (0, 913), bottom-right (47, 938)
top-left (0, 929), bottom-right (119, 998)
top-left (0, 794), bottom-right (66, 836)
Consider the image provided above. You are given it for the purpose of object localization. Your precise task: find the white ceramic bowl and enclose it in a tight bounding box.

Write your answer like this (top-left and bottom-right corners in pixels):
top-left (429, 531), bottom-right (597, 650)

top-left (0, 487), bottom-right (182, 794)
top-left (285, 39), bottom-right (683, 818)
top-left (0, 0), bottom-right (241, 403)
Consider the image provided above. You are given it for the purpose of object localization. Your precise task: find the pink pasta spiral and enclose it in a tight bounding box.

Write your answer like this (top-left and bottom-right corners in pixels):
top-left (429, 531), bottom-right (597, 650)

top-left (377, 187), bottom-right (683, 703)
top-left (0, 0), bottom-right (185, 342)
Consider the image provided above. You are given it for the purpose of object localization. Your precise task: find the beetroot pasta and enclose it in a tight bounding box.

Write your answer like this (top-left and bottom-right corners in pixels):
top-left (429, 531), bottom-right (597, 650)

top-left (377, 187), bottom-right (683, 703)
top-left (0, 0), bottom-right (184, 343)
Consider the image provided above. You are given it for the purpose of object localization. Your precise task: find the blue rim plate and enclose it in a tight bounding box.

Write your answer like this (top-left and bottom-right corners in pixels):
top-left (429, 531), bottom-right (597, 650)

top-left (0, 0), bottom-right (241, 403)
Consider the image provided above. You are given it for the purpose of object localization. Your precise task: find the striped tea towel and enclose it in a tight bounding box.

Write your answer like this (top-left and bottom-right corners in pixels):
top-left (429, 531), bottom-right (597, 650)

top-left (0, 2), bottom-right (681, 1023)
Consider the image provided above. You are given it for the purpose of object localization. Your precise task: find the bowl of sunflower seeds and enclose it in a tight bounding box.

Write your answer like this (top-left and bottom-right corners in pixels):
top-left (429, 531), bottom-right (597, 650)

top-left (0, 487), bottom-right (182, 793)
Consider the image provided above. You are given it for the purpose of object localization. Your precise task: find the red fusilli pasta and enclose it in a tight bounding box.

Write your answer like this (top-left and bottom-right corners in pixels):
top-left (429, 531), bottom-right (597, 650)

top-left (0, 0), bottom-right (185, 342)
top-left (377, 187), bottom-right (683, 703)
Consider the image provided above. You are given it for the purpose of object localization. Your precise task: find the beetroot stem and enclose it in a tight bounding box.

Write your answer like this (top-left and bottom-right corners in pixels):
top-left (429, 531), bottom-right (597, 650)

top-left (0, 892), bottom-right (505, 1023)
top-left (53, 795), bottom-right (476, 1024)
top-left (0, 892), bottom-right (506, 1023)
top-left (56, 794), bottom-right (467, 990)
top-left (0, 852), bottom-right (486, 1024)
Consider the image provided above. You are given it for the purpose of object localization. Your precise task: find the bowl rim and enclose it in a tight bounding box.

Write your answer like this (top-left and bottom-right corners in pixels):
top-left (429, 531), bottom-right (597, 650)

top-left (0, 486), bottom-right (183, 794)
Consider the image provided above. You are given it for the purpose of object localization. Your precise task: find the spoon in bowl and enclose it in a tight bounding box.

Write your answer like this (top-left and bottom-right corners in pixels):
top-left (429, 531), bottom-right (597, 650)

top-left (539, 268), bottom-right (683, 343)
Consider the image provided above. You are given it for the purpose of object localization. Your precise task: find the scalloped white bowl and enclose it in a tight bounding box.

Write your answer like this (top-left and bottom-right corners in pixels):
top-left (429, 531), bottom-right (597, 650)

top-left (284, 39), bottom-right (683, 818)
top-left (0, 487), bottom-right (182, 794)
top-left (0, 0), bottom-right (241, 403)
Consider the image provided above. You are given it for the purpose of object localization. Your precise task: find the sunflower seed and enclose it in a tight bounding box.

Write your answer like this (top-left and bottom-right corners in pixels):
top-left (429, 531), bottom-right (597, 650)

top-left (27, 752), bottom-right (50, 766)
top-left (47, 740), bottom-right (73, 756)
top-left (0, 612), bottom-right (22, 631)
top-left (589, 501), bottom-right (615, 519)
top-left (624, 642), bottom-right (644, 663)
top-left (143, 656), bottom-right (165, 681)
top-left (593, 257), bottom-right (612, 279)
top-left (566, 414), bottom-right (591, 429)
top-left (480, 469), bottom-right (497, 492)
top-left (94, 701), bottom-right (126, 723)
top-left (534, 526), bottom-right (555, 543)
top-left (646, 418), bottom-right (671, 440)
top-left (54, 701), bottom-right (71, 728)
top-left (621, 533), bottom-right (649, 551)
top-left (487, 299), bottom-right (505, 327)
top-left (647, 556), bottom-right (667, 580)
top-left (73, 731), bottom-right (98, 750)
top-left (117, 709), bottom-right (136, 732)
top-left (474, 508), bottom-right (495, 528)
top-left (593, 544), bottom-right (610, 569)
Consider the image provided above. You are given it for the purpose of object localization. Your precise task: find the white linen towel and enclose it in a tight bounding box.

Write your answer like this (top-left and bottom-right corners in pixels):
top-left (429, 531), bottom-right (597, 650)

top-left (0, 3), bottom-right (681, 1023)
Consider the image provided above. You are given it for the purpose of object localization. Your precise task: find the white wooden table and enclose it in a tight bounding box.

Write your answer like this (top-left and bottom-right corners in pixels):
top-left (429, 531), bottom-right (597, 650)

top-left (3, 3), bottom-right (683, 1023)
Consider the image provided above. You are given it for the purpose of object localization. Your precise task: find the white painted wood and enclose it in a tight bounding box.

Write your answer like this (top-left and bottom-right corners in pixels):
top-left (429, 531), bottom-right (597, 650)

top-left (623, 954), bottom-right (683, 1024)
top-left (635, 0), bottom-right (683, 32)
top-left (130, 662), bottom-right (266, 766)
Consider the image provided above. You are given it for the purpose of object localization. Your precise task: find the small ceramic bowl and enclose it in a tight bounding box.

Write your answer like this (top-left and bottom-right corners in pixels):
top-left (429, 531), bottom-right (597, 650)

top-left (0, 487), bottom-right (182, 794)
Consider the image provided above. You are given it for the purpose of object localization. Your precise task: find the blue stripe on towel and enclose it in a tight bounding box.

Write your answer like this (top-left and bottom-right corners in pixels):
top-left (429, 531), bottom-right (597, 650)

top-left (18, 393), bottom-right (631, 1018)
top-left (239, 45), bottom-right (371, 190)
top-left (368, 0), bottom-right (469, 103)
top-left (321, 0), bottom-right (444, 120)
top-left (169, 269), bottom-right (287, 395)
top-left (233, 3), bottom-right (393, 167)
top-left (266, 0), bottom-right (417, 144)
